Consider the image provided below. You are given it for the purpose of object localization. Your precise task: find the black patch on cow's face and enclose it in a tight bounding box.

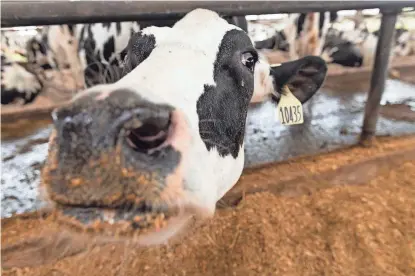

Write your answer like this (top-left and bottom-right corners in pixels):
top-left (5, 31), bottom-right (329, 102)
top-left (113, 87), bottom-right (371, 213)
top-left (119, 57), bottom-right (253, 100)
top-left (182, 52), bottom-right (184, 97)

top-left (103, 36), bottom-right (115, 62)
top-left (196, 29), bottom-right (256, 159)
top-left (122, 32), bottom-right (157, 76)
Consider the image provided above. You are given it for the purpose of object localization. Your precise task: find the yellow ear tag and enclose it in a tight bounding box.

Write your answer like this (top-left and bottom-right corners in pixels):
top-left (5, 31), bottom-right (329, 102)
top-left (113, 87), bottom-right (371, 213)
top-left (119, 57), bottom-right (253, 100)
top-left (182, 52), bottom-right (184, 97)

top-left (11, 53), bottom-right (28, 63)
top-left (277, 86), bottom-right (304, 125)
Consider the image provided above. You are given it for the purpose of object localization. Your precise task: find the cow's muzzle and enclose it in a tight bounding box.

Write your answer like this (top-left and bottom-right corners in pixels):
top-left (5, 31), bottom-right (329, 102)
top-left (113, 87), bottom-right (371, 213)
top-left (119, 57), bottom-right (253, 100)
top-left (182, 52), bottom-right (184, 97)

top-left (42, 88), bottom-right (196, 242)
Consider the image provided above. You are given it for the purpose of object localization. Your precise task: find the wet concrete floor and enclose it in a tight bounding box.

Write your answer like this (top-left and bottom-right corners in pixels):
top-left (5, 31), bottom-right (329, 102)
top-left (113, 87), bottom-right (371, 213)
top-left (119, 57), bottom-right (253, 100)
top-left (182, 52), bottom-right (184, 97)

top-left (1, 78), bottom-right (415, 218)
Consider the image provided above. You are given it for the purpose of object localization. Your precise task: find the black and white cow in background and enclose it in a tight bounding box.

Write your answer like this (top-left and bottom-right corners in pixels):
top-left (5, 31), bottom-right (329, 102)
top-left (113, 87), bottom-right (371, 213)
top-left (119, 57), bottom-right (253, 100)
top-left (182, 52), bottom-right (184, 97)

top-left (256, 11), bottom-right (415, 69)
top-left (1, 15), bottom-right (247, 106)
top-left (393, 28), bottom-right (415, 57)
top-left (43, 8), bottom-right (327, 245)
top-left (1, 50), bottom-right (43, 105)
top-left (26, 16), bottom-right (248, 88)
top-left (255, 11), bottom-right (364, 68)
top-left (1, 31), bottom-right (46, 105)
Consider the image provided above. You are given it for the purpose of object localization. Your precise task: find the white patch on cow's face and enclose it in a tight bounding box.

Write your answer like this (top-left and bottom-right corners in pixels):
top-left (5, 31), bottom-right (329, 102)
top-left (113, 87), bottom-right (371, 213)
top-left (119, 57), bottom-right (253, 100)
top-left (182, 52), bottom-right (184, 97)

top-left (1, 63), bottom-right (42, 97)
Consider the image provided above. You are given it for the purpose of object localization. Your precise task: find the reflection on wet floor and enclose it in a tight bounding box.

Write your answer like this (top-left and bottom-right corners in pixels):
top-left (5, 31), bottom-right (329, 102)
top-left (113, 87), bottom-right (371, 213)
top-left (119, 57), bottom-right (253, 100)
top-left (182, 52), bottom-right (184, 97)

top-left (1, 79), bottom-right (415, 218)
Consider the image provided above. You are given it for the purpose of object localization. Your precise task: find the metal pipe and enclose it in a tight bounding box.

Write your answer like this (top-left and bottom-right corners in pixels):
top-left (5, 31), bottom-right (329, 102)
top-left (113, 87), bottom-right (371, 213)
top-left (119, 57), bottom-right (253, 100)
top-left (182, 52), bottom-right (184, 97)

top-left (1, 1), bottom-right (414, 27)
top-left (360, 10), bottom-right (398, 144)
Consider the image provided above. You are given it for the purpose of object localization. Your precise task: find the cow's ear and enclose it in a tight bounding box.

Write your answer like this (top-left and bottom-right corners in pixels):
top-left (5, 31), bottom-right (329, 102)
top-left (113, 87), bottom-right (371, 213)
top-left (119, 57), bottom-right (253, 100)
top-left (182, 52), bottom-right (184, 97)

top-left (121, 31), bottom-right (155, 76)
top-left (121, 26), bottom-right (171, 77)
top-left (270, 56), bottom-right (327, 104)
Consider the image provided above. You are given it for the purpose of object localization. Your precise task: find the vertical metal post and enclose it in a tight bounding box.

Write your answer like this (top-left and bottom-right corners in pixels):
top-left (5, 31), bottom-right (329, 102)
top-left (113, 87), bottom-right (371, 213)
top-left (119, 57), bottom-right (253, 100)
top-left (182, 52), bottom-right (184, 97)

top-left (360, 10), bottom-right (398, 144)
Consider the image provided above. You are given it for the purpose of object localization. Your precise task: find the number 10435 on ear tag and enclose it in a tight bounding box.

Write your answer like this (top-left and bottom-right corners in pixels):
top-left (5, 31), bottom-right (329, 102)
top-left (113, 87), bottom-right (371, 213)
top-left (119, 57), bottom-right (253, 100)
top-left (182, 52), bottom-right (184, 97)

top-left (277, 86), bottom-right (304, 125)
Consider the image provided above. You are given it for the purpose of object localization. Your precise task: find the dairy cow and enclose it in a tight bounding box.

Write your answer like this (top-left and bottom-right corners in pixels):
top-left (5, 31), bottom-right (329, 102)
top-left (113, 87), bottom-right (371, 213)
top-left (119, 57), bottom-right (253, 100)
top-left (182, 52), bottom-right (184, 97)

top-left (1, 31), bottom-right (46, 105)
top-left (255, 12), bottom-right (338, 56)
top-left (1, 51), bottom-right (43, 105)
top-left (42, 9), bottom-right (327, 245)
top-left (320, 27), bottom-right (364, 67)
top-left (26, 17), bottom-right (248, 89)
top-left (330, 22), bottom-right (415, 68)
top-left (374, 27), bottom-right (415, 58)
top-left (255, 12), bottom-right (364, 68)
top-left (336, 22), bottom-right (379, 67)
top-left (1, 16), bottom-right (247, 106)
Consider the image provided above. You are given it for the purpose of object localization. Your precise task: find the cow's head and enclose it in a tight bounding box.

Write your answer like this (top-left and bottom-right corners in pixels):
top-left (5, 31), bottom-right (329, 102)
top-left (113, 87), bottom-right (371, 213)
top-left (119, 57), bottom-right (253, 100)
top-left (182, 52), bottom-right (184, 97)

top-left (42, 9), bottom-right (327, 244)
top-left (322, 30), bottom-right (363, 67)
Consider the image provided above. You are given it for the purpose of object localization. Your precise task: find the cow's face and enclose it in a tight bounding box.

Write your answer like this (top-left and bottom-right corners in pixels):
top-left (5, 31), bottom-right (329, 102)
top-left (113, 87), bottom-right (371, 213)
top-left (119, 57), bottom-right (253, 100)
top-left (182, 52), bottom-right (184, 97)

top-left (322, 33), bottom-right (363, 68)
top-left (43, 9), bottom-right (327, 244)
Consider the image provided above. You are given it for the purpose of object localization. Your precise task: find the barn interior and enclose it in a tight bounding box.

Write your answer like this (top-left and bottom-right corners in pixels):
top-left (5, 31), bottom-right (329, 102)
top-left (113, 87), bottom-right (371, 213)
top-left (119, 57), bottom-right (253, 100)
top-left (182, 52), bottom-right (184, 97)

top-left (1, 4), bottom-right (415, 276)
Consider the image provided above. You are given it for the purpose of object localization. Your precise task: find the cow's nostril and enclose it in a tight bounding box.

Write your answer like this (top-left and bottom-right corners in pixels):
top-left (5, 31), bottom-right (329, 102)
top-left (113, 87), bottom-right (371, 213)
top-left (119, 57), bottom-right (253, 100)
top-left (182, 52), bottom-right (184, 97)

top-left (125, 115), bottom-right (171, 153)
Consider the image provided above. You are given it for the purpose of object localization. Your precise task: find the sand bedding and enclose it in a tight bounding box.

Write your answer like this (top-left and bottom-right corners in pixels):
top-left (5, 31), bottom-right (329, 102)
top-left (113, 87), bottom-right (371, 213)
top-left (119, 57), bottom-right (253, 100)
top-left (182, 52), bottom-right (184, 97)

top-left (2, 135), bottom-right (415, 276)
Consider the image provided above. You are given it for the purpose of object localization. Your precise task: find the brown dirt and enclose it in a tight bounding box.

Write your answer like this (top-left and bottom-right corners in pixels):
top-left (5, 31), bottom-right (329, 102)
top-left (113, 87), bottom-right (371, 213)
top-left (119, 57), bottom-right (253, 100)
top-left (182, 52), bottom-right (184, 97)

top-left (2, 135), bottom-right (415, 276)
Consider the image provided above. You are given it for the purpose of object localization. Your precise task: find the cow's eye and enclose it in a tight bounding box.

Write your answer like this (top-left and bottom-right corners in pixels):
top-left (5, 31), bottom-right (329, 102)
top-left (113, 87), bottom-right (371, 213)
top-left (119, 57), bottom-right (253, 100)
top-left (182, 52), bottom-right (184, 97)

top-left (241, 51), bottom-right (257, 72)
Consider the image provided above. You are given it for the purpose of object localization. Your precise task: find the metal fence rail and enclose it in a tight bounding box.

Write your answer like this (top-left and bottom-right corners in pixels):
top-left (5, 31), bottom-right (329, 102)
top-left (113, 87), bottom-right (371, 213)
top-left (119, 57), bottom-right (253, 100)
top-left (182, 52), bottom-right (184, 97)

top-left (2, 1), bottom-right (415, 143)
top-left (1, 1), bottom-right (413, 27)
